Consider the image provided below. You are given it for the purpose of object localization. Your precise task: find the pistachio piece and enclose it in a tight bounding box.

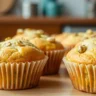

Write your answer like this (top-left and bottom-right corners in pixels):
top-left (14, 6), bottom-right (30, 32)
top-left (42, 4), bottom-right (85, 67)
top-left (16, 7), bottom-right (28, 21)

top-left (74, 33), bottom-right (78, 36)
top-left (16, 40), bottom-right (25, 46)
top-left (46, 37), bottom-right (55, 43)
top-left (36, 30), bottom-right (44, 35)
top-left (4, 42), bottom-right (11, 47)
top-left (78, 45), bottom-right (87, 53)
top-left (86, 29), bottom-right (93, 34)
top-left (17, 29), bottom-right (24, 34)
top-left (5, 37), bottom-right (11, 41)
top-left (41, 35), bottom-right (48, 39)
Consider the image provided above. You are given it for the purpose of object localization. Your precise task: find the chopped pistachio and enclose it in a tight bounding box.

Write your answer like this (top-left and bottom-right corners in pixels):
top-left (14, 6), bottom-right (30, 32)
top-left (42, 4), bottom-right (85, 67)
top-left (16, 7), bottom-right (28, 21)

top-left (86, 29), bottom-right (93, 34)
top-left (46, 37), bottom-right (55, 43)
top-left (41, 35), bottom-right (48, 39)
top-left (4, 42), bottom-right (11, 47)
top-left (78, 45), bottom-right (87, 53)
top-left (17, 29), bottom-right (24, 34)
top-left (74, 33), bottom-right (78, 36)
top-left (16, 40), bottom-right (25, 46)
top-left (36, 30), bottom-right (44, 35)
top-left (5, 37), bottom-right (11, 41)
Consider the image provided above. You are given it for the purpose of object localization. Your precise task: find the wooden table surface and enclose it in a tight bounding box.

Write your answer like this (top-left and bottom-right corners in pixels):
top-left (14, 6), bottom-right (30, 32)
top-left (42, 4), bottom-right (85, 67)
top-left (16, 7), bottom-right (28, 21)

top-left (0, 64), bottom-right (95, 96)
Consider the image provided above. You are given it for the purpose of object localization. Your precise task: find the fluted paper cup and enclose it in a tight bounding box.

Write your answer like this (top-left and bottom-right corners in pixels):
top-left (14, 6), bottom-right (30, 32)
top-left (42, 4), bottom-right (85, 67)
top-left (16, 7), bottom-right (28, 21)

top-left (0, 56), bottom-right (48, 90)
top-left (63, 57), bottom-right (96, 93)
top-left (43, 50), bottom-right (64, 75)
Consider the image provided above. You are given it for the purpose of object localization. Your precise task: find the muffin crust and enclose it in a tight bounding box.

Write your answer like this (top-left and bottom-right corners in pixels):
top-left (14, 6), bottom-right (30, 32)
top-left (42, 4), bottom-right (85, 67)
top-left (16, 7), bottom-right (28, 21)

top-left (0, 39), bottom-right (45, 62)
top-left (66, 38), bottom-right (96, 64)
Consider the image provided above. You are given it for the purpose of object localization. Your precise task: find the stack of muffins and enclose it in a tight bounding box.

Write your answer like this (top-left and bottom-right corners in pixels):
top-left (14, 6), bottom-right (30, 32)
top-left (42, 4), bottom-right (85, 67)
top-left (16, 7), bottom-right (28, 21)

top-left (0, 28), bottom-right (65, 90)
top-left (1, 28), bottom-right (96, 94)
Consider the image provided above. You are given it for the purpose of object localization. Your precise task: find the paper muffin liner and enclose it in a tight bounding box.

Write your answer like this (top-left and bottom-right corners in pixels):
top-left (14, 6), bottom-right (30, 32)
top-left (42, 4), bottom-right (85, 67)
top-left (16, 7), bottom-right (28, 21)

top-left (63, 58), bottom-right (96, 93)
top-left (43, 50), bottom-right (64, 75)
top-left (0, 56), bottom-right (48, 90)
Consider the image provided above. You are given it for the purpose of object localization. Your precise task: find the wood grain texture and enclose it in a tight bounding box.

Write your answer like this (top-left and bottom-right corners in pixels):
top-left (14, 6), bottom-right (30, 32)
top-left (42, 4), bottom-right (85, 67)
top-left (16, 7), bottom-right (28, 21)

top-left (0, 16), bottom-right (96, 26)
top-left (0, 64), bottom-right (95, 96)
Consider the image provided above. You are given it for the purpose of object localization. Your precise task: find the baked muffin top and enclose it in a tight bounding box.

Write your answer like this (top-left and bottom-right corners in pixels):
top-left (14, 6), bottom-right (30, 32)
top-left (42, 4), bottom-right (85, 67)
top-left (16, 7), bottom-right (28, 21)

top-left (14, 28), bottom-right (45, 39)
top-left (56, 29), bottom-right (96, 48)
top-left (62, 33), bottom-right (83, 47)
top-left (13, 29), bottom-right (26, 39)
top-left (66, 38), bottom-right (96, 64)
top-left (13, 28), bottom-right (64, 51)
top-left (0, 39), bottom-right (45, 63)
top-left (82, 29), bottom-right (96, 39)
top-left (53, 32), bottom-right (71, 43)
top-left (30, 36), bottom-right (64, 51)
top-left (24, 28), bottom-right (44, 39)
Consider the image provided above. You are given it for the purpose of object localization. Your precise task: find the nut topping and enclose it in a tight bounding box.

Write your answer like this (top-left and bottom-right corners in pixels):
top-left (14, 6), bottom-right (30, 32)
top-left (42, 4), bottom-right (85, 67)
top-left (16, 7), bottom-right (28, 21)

top-left (46, 37), bottom-right (55, 43)
top-left (78, 45), bottom-right (87, 53)
top-left (41, 35), bottom-right (48, 39)
top-left (17, 29), bottom-right (24, 34)
top-left (4, 42), bottom-right (11, 47)
top-left (16, 40), bottom-right (25, 46)
top-left (86, 29), bottom-right (93, 34)
top-left (5, 37), bottom-right (11, 41)
top-left (36, 30), bottom-right (44, 35)
top-left (74, 33), bottom-right (78, 36)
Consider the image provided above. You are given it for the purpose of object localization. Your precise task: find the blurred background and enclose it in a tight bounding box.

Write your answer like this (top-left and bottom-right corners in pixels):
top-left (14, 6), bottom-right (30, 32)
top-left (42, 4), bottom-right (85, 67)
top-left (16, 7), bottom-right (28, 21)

top-left (0, 0), bottom-right (96, 39)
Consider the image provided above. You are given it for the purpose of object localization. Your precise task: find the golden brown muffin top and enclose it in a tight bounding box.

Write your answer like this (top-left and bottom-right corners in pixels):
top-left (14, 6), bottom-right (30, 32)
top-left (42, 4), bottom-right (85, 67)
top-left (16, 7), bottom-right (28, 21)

top-left (24, 28), bottom-right (45, 38)
top-left (13, 28), bottom-right (46, 40)
top-left (30, 37), bottom-right (64, 51)
top-left (61, 29), bottom-right (96, 48)
top-left (66, 38), bottom-right (96, 64)
top-left (53, 32), bottom-right (71, 43)
top-left (14, 28), bottom-right (64, 51)
top-left (83, 29), bottom-right (96, 39)
top-left (62, 33), bottom-right (83, 47)
top-left (0, 39), bottom-right (45, 63)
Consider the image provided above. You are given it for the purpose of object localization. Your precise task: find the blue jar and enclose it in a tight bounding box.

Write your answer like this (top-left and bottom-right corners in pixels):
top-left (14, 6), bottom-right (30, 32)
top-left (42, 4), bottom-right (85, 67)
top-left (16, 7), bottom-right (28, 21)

top-left (45, 0), bottom-right (58, 17)
top-left (38, 0), bottom-right (48, 16)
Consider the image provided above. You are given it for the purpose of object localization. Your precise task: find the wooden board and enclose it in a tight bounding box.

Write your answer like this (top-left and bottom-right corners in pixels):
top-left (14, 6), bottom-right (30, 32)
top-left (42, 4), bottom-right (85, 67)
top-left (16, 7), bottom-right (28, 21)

top-left (0, 64), bottom-right (95, 96)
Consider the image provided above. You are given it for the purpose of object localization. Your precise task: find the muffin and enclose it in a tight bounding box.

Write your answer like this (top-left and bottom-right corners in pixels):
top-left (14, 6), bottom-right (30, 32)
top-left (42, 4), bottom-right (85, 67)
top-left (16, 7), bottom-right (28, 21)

top-left (0, 39), bottom-right (48, 90)
top-left (64, 37), bottom-right (96, 93)
top-left (13, 28), bottom-right (45, 40)
top-left (13, 29), bottom-right (65, 75)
